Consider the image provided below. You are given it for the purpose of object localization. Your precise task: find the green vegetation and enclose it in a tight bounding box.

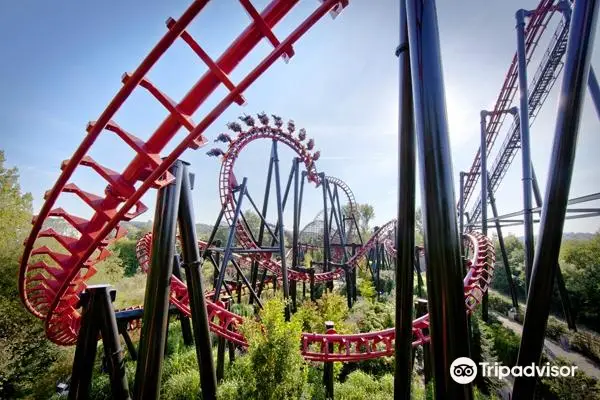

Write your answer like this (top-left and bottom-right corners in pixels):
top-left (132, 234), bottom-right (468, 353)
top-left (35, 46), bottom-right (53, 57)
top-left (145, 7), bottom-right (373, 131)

top-left (0, 151), bottom-right (61, 398)
top-left (3, 146), bottom-right (600, 399)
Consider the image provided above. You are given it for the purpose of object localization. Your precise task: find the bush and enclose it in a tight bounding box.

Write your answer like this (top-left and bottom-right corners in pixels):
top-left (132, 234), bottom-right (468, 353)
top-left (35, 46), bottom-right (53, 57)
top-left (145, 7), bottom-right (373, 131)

top-left (487, 321), bottom-right (521, 367)
top-left (219, 297), bottom-right (308, 399)
top-left (162, 370), bottom-right (201, 400)
top-left (487, 291), bottom-right (522, 316)
top-left (294, 293), bottom-right (352, 334)
top-left (334, 371), bottom-right (394, 400)
top-left (538, 358), bottom-right (600, 399)
top-left (570, 331), bottom-right (600, 365)
top-left (546, 316), bottom-right (569, 342)
top-left (346, 299), bottom-right (394, 333)
top-left (472, 318), bottom-right (503, 394)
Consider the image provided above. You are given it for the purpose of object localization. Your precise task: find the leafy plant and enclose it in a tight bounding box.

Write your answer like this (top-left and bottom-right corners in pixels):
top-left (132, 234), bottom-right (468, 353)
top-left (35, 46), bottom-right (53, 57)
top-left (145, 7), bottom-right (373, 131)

top-left (219, 297), bottom-right (308, 399)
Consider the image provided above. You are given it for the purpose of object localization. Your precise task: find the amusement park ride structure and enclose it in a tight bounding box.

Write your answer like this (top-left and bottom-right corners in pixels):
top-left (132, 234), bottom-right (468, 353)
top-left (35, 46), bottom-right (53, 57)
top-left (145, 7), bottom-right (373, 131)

top-left (16, 0), bottom-right (600, 399)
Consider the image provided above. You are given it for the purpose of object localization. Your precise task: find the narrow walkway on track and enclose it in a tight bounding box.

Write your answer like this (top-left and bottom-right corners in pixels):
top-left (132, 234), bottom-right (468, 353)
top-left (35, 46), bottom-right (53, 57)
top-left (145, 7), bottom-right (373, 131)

top-left (493, 313), bottom-right (600, 380)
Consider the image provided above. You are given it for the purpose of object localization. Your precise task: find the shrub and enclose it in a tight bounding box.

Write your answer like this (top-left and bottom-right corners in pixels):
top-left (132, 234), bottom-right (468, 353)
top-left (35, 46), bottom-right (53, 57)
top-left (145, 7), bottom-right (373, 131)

top-left (538, 358), bottom-right (600, 399)
top-left (570, 331), bottom-right (600, 365)
top-left (487, 321), bottom-right (521, 367)
top-left (293, 293), bottom-right (352, 334)
top-left (472, 318), bottom-right (503, 394)
top-left (162, 370), bottom-right (200, 400)
top-left (334, 371), bottom-right (394, 400)
top-left (219, 297), bottom-right (308, 399)
top-left (546, 316), bottom-right (569, 342)
top-left (487, 291), bottom-right (522, 316)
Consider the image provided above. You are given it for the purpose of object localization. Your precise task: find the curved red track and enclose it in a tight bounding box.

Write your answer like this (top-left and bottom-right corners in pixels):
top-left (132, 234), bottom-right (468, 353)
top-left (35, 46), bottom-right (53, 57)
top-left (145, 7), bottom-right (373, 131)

top-left (18, 0), bottom-right (496, 363)
top-left (133, 116), bottom-right (496, 362)
top-left (135, 227), bottom-right (494, 362)
top-left (18, 0), bottom-right (348, 345)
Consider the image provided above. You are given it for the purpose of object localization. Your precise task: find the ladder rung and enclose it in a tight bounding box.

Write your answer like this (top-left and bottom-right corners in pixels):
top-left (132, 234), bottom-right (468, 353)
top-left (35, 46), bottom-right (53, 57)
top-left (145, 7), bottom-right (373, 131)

top-left (166, 17), bottom-right (246, 106)
top-left (238, 0), bottom-right (294, 61)
top-left (39, 228), bottom-right (80, 253)
top-left (123, 73), bottom-right (196, 132)
top-left (77, 155), bottom-right (136, 198)
top-left (31, 246), bottom-right (73, 267)
top-left (48, 208), bottom-right (90, 234)
top-left (62, 183), bottom-right (115, 221)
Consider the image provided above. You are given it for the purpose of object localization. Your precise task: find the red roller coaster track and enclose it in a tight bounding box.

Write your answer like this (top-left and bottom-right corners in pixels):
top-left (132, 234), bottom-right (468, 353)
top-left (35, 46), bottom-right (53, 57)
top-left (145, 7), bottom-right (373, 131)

top-left (461, 0), bottom-right (561, 208)
top-left (19, 0), bottom-right (349, 345)
top-left (134, 226), bottom-right (494, 362)
top-left (18, 0), bottom-right (495, 364)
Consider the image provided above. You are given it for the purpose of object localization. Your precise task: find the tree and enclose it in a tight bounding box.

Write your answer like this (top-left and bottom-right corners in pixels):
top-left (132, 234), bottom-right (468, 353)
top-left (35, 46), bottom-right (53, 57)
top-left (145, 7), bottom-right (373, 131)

top-left (415, 207), bottom-right (424, 244)
top-left (0, 150), bottom-right (59, 398)
top-left (358, 204), bottom-right (375, 235)
top-left (243, 210), bottom-right (262, 241)
top-left (560, 233), bottom-right (600, 330)
top-left (113, 239), bottom-right (139, 277)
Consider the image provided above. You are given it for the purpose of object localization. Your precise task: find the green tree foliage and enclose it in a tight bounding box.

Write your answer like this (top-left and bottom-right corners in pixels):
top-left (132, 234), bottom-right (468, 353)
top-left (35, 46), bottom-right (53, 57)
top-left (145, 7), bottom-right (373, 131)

top-left (243, 210), bottom-right (262, 240)
top-left (333, 371), bottom-right (394, 400)
top-left (490, 235), bottom-right (527, 299)
top-left (294, 293), bottom-right (351, 334)
top-left (0, 151), bottom-right (59, 398)
top-left (113, 239), bottom-right (139, 276)
top-left (471, 317), bottom-right (503, 394)
top-left (219, 297), bottom-right (308, 400)
top-left (561, 233), bottom-right (600, 330)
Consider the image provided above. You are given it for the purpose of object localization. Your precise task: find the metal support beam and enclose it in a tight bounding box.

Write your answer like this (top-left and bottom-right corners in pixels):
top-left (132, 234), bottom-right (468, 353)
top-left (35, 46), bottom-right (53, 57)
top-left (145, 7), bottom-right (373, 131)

top-left (134, 161), bottom-right (183, 400)
top-left (405, 0), bottom-right (472, 396)
top-left (512, 0), bottom-right (599, 396)
top-left (291, 158), bottom-right (300, 312)
top-left (516, 9), bottom-right (535, 291)
top-left (178, 162), bottom-right (218, 400)
top-left (480, 111), bottom-right (489, 322)
top-left (251, 156), bottom-right (274, 297)
top-left (70, 286), bottom-right (131, 400)
top-left (172, 254), bottom-right (193, 346)
top-left (395, 5), bottom-right (416, 393)
top-left (213, 178), bottom-right (247, 302)
top-left (272, 141), bottom-right (291, 319)
top-left (320, 172), bottom-right (332, 292)
top-left (486, 172), bottom-right (519, 309)
top-left (323, 321), bottom-right (335, 399)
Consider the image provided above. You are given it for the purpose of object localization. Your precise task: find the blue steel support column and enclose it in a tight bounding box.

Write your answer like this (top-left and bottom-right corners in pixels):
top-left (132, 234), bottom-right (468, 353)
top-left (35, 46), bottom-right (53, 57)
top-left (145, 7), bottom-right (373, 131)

top-left (512, 0), bottom-right (599, 397)
top-left (394, 2), bottom-right (416, 392)
top-left (320, 172), bottom-right (332, 292)
top-left (516, 9), bottom-right (535, 291)
top-left (479, 111), bottom-right (489, 322)
top-left (405, 0), bottom-right (472, 398)
top-left (213, 178), bottom-right (247, 302)
top-left (588, 68), bottom-right (600, 118)
top-left (273, 140), bottom-right (291, 319)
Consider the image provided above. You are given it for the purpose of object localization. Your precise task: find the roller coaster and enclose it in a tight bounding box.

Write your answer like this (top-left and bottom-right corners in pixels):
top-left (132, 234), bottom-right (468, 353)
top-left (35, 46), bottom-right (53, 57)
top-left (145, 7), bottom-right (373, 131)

top-left (17, 0), bottom-right (600, 399)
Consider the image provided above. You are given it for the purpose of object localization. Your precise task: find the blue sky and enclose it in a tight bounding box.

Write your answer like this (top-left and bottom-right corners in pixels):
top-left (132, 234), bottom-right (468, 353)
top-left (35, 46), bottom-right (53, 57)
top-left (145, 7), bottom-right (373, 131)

top-left (1, 0), bottom-right (599, 235)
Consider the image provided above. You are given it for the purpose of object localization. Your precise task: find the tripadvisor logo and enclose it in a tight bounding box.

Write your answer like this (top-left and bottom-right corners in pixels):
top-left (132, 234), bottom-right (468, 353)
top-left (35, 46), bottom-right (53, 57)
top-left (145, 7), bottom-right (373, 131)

top-left (450, 357), bottom-right (579, 384)
top-left (450, 357), bottom-right (478, 384)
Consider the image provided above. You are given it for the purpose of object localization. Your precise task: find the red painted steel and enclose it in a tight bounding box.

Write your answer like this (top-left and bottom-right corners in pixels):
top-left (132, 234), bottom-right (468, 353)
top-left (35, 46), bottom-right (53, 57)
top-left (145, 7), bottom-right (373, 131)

top-left (462, 0), bottom-right (559, 207)
top-left (132, 118), bottom-right (496, 361)
top-left (19, 0), bottom-right (348, 345)
top-left (133, 230), bottom-right (494, 361)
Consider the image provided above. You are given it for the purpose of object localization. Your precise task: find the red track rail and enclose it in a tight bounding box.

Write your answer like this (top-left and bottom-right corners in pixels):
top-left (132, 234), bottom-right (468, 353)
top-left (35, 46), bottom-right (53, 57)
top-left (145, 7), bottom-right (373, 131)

top-left (462, 0), bottom-right (559, 207)
top-left (19, 0), bottom-right (348, 345)
top-left (134, 230), bottom-right (495, 361)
